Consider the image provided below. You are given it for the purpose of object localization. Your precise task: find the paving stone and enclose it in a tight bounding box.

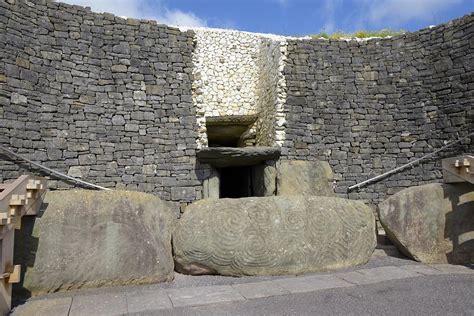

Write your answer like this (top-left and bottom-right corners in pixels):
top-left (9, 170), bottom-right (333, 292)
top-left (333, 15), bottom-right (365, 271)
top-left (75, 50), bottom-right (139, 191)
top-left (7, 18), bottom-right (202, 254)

top-left (168, 285), bottom-right (245, 307)
top-left (429, 264), bottom-right (474, 274)
top-left (69, 293), bottom-right (127, 316)
top-left (232, 281), bottom-right (290, 299)
top-left (273, 275), bottom-right (353, 294)
top-left (12, 297), bottom-right (72, 316)
top-left (336, 266), bottom-right (421, 285)
top-left (126, 290), bottom-right (172, 313)
top-left (399, 264), bottom-right (446, 275)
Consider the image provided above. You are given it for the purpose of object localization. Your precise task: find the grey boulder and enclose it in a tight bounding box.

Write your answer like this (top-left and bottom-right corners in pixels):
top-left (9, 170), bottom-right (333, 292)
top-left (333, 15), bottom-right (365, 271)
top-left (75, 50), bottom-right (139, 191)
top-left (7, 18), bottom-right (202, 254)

top-left (379, 183), bottom-right (474, 264)
top-left (173, 196), bottom-right (376, 276)
top-left (276, 160), bottom-right (335, 196)
top-left (16, 190), bottom-right (177, 296)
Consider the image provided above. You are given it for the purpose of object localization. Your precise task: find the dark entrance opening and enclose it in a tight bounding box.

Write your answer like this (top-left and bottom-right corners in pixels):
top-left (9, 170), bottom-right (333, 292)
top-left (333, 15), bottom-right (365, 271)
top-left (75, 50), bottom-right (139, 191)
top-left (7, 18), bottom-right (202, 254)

top-left (205, 115), bottom-right (257, 148)
top-left (219, 166), bottom-right (254, 198)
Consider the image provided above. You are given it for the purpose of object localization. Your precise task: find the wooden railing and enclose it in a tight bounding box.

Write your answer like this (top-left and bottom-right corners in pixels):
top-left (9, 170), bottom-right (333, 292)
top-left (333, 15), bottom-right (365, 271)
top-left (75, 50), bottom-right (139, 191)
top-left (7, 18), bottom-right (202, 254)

top-left (0, 175), bottom-right (46, 315)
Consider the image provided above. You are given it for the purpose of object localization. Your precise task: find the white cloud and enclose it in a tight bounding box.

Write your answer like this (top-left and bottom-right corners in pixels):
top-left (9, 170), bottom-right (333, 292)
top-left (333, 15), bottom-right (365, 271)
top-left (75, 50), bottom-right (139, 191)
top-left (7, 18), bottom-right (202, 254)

top-left (161, 9), bottom-right (207, 27)
top-left (319, 0), bottom-right (343, 33)
top-left (366, 0), bottom-right (463, 25)
top-left (59, 0), bottom-right (207, 27)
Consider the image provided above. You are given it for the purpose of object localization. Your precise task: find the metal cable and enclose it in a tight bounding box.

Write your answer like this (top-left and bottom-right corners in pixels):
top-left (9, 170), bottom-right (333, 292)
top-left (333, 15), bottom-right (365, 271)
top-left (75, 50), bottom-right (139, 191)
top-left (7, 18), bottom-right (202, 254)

top-left (0, 146), bottom-right (111, 191)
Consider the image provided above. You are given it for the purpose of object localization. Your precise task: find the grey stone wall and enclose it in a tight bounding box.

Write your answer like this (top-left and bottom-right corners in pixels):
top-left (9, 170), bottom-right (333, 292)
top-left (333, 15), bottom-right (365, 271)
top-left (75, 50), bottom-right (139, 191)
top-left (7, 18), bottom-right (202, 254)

top-left (0, 0), bottom-right (472, 206)
top-left (283, 13), bottom-right (473, 206)
top-left (0, 0), bottom-right (201, 202)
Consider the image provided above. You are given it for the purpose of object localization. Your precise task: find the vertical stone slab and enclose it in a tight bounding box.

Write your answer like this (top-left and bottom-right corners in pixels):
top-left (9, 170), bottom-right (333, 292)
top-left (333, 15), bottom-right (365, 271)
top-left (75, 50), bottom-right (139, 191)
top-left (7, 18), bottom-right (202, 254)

top-left (203, 169), bottom-right (220, 199)
top-left (276, 160), bottom-right (335, 197)
top-left (252, 161), bottom-right (277, 196)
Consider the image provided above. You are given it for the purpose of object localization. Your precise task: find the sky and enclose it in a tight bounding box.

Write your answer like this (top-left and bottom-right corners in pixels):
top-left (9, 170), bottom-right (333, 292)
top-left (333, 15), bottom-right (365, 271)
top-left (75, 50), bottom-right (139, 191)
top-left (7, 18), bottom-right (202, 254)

top-left (60, 0), bottom-right (474, 36)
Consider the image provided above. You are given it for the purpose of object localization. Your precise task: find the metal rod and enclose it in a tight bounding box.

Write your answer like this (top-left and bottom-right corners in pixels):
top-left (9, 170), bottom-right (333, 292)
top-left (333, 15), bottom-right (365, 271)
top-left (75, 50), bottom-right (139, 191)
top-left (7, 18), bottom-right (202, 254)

top-left (0, 146), bottom-right (111, 191)
top-left (347, 132), bottom-right (474, 192)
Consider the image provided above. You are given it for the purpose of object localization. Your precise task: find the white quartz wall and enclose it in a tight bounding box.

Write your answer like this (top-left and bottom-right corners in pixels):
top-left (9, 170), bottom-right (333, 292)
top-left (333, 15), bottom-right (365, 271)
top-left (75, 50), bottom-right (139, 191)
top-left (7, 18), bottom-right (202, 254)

top-left (191, 28), bottom-right (287, 148)
top-left (255, 38), bottom-right (287, 146)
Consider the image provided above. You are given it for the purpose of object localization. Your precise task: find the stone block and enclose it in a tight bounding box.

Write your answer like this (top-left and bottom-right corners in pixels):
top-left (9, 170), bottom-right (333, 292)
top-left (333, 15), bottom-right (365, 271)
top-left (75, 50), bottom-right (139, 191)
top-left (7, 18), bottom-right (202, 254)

top-left (171, 187), bottom-right (195, 201)
top-left (11, 93), bottom-right (27, 105)
top-left (168, 285), bottom-right (244, 307)
top-left (16, 190), bottom-right (177, 296)
top-left (174, 196), bottom-right (376, 276)
top-left (277, 160), bottom-right (335, 197)
top-left (379, 183), bottom-right (474, 264)
top-left (273, 275), bottom-right (353, 294)
top-left (12, 298), bottom-right (72, 316)
top-left (111, 115), bottom-right (125, 125)
top-left (232, 281), bottom-right (289, 299)
top-left (55, 70), bottom-right (72, 83)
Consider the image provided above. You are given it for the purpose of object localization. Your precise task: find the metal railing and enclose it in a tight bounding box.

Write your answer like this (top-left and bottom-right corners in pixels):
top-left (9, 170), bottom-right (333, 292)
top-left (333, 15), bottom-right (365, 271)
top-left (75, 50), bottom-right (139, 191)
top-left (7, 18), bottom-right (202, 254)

top-left (348, 132), bottom-right (474, 191)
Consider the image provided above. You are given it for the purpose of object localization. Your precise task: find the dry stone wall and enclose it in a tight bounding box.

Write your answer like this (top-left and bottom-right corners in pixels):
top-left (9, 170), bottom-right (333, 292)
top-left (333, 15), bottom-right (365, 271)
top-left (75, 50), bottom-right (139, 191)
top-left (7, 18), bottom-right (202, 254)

top-left (0, 0), bottom-right (201, 202)
top-left (0, 0), bottom-right (472, 206)
top-left (283, 13), bottom-right (473, 206)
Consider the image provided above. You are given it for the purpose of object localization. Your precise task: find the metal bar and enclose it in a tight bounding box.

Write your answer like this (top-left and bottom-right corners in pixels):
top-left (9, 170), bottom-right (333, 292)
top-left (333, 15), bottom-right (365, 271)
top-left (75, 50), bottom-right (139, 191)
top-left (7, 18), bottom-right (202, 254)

top-left (348, 132), bottom-right (474, 191)
top-left (0, 146), bottom-right (111, 191)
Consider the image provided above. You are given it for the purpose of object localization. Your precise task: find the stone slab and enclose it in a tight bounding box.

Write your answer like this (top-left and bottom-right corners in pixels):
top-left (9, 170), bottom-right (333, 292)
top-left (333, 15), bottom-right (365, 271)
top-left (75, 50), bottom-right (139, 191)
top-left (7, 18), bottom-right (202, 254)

top-left (168, 285), bottom-right (245, 307)
top-left (276, 160), bottom-right (335, 197)
top-left (336, 266), bottom-right (421, 285)
top-left (399, 264), bottom-right (446, 275)
top-left (196, 147), bottom-right (281, 167)
top-left (429, 264), bottom-right (474, 274)
top-left (273, 275), bottom-right (353, 294)
top-left (232, 281), bottom-right (290, 299)
top-left (12, 297), bottom-right (72, 316)
top-left (126, 291), bottom-right (172, 313)
top-left (69, 293), bottom-right (127, 316)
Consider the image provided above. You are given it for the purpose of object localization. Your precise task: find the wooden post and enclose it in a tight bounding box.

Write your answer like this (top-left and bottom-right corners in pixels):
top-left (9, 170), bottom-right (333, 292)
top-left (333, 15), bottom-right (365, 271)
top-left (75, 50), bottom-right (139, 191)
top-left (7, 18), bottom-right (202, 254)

top-left (442, 155), bottom-right (473, 184)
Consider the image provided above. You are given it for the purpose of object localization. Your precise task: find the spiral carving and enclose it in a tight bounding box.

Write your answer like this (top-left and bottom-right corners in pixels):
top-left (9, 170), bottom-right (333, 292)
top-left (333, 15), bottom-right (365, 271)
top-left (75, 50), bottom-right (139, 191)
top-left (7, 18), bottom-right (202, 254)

top-left (173, 196), bottom-right (376, 276)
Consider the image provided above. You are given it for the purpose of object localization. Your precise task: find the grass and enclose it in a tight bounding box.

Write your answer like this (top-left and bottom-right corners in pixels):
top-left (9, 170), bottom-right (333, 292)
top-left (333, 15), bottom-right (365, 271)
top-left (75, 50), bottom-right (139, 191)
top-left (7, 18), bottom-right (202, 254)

top-left (310, 29), bottom-right (406, 40)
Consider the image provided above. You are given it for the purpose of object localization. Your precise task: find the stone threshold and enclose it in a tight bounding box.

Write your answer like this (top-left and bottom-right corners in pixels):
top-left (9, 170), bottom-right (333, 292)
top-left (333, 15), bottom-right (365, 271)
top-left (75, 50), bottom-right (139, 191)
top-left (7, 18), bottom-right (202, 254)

top-left (12, 263), bottom-right (474, 316)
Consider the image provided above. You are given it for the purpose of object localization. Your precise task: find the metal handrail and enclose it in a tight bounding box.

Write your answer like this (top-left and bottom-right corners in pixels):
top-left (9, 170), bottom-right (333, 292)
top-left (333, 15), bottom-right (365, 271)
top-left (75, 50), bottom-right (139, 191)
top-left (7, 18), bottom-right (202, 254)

top-left (348, 132), bottom-right (474, 191)
top-left (0, 146), bottom-right (111, 191)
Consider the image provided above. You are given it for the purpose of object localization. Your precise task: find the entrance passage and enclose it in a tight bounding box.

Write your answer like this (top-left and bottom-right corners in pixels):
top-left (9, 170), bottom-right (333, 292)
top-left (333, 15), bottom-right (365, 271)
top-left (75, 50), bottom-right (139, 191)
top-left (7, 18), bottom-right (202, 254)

top-left (219, 166), bottom-right (253, 198)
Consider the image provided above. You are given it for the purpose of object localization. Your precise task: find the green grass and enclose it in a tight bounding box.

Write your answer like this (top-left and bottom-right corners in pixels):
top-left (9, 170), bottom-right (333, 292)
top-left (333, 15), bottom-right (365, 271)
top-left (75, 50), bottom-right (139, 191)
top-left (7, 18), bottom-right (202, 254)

top-left (310, 29), bottom-right (405, 40)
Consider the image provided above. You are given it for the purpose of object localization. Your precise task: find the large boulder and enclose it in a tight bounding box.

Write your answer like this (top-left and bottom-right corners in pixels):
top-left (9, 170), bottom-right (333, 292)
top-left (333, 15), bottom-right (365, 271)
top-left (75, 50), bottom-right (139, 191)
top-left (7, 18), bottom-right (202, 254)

top-left (276, 160), bottom-right (335, 196)
top-left (173, 196), bottom-right (376, 276)
top-left (15, 190), bottom-right (177, 296)
top-left (379, 183), bottom-right (474, 264)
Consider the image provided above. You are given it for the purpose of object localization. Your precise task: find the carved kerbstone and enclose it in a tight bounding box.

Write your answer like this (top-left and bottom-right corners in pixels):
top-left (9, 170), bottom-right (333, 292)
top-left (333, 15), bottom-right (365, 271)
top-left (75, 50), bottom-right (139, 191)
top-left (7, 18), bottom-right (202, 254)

top-left (174, 196), bottom-right (376, 276)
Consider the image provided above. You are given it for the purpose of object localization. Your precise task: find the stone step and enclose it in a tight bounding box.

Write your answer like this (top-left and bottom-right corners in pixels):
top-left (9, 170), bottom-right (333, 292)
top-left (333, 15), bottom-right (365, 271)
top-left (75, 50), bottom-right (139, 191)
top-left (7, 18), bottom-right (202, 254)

top-left (373, 245), bottom-right (403, 258)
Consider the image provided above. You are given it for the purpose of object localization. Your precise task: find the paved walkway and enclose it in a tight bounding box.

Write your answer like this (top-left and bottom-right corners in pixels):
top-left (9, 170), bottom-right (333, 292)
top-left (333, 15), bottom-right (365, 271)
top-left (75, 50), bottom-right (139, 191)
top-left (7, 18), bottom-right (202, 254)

top-left (12, 263), bottom-right (474, 316)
